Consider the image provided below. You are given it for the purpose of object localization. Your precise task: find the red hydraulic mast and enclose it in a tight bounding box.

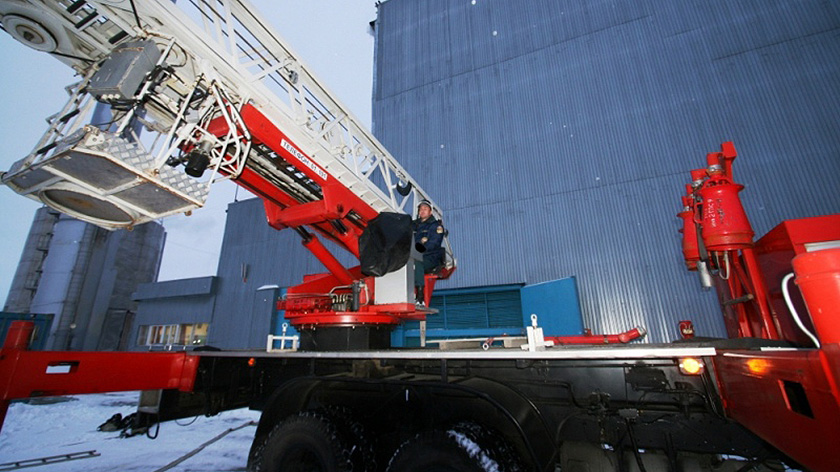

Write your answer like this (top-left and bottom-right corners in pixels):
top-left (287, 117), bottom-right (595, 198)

top-left (678, 142), bottom-right (840, 472)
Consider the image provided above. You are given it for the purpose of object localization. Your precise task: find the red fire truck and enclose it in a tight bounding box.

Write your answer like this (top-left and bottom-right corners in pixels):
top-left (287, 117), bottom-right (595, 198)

top-left (0, 1), bottom-right (838, 471)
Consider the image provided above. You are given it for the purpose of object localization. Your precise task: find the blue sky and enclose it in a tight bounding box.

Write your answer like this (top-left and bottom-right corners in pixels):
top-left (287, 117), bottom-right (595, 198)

top-left (0, 1), bottom-right (377, 307)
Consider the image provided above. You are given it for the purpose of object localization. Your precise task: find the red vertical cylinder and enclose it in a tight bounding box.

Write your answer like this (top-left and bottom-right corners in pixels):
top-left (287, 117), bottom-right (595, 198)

top-left (699, 175), bottom-right (754, 250)
top-left (793, 248), bottom-right (840, 344)
top-left (678, 200), bottom-right (700, 270)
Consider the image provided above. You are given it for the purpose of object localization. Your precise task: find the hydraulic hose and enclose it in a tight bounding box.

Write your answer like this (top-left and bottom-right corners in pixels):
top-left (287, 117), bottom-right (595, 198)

top-left (781, 273), bottom-right (820, 348)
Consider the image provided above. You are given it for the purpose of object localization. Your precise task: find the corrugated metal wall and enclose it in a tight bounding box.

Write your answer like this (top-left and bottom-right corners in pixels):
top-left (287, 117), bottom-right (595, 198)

top-left (372, 0), bottom-right (840, 342)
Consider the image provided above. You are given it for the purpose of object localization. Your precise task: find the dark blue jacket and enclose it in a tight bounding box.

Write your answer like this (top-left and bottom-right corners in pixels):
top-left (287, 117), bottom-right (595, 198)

top-left (413, 216), bottom-right (445, 273)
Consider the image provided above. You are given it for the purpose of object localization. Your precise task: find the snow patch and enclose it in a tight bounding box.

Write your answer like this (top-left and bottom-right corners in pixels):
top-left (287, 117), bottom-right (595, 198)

top-left (446, 430), bottom-right (500, 472)
top-left (0, 392), bottom-right (260, 471)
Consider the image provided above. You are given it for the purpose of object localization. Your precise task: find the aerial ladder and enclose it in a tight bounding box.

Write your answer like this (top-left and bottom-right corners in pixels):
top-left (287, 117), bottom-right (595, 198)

top-left (0, 0), bottom-right (455, 349)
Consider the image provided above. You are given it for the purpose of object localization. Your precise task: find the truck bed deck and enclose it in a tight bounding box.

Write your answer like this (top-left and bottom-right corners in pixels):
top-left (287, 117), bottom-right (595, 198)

top-left (189, 343), bottom-right (719, 360)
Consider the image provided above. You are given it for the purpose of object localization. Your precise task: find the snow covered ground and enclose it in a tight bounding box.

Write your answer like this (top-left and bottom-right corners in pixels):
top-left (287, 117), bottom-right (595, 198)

top-left (0, 391), bottom-right (261, 471)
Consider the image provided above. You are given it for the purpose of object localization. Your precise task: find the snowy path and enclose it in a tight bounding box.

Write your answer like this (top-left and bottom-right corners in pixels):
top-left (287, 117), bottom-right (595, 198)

top-left (0, 392), bottom-right (260, 471)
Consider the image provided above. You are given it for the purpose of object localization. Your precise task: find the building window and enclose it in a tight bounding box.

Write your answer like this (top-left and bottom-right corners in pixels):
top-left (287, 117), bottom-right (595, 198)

top-left (183, 323), bottom-right (208, 346)
top-left (137, 323), bottom-right (209, 349)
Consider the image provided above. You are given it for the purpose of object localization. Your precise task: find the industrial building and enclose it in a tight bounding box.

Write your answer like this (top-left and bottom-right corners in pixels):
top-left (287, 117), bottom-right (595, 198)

top-left (130, 0), bottom-right (840, 349)
top-left (371, 0), bottom-right (840, 341)
top-left (128, 198), bottom-right (322, 351)
top-left (3, 207), bottom-right (165, 350)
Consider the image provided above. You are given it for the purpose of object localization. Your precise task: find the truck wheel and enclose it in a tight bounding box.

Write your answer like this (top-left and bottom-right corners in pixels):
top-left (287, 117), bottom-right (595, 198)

top-left (386, 422), bottom-right (523, 472)
top-left (248, 411), bottom-right (356, 472)
top-left (321, 407), bottom-right (376, 471)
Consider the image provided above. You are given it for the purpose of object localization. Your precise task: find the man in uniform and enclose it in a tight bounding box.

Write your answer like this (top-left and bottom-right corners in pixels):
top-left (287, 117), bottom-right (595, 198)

top-left (413, 200), bottom-right (445, 304)
top-left (413, 200), bottom-right (445, 273)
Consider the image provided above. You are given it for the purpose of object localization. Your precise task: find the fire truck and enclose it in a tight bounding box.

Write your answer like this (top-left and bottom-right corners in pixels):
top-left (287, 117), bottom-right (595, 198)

top-left (0, 1), bottom-right (838, 471)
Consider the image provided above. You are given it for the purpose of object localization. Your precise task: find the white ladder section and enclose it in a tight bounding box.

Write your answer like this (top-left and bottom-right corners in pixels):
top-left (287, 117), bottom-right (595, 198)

top-left (0, 0), bottom-right (443, 220)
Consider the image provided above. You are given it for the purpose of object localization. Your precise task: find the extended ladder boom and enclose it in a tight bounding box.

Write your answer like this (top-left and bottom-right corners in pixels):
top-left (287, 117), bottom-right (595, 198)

top-left (0, 0), bottom-right (455, 345)
top-left (0, 0), bottom-right (452, 263)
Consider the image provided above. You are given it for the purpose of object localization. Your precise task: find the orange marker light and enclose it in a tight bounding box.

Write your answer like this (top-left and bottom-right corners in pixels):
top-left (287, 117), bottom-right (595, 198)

top-left (746, 358), bottom-right (770, 375)
top-left (248, 357), bottom-right (256, 367)
top-left (679, 357), bottom-right (704, 375)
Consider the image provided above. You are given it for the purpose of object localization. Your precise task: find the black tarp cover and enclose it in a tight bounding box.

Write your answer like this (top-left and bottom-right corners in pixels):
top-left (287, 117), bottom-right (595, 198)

top-left (359, 212), bottom-right (412, 277)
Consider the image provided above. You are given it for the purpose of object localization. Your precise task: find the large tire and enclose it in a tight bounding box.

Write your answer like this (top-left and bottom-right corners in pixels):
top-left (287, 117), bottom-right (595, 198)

top-left (386, 422), bottom-right (524, 472)
top-left (248, 411), bottom-right (357, 472)
top-left (320, 407), bottom-right (376, 472)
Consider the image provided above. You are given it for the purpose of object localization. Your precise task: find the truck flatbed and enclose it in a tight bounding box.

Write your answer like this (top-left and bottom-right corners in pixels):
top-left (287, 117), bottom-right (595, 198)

top-left (189, 344), bottom-right (718, 360)
top-left (4, 321), bottom-right (839, 471)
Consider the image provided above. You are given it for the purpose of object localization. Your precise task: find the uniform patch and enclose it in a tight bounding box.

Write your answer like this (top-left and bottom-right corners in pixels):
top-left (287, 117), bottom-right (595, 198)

top-left (436, 226), bottom-right (444, 234)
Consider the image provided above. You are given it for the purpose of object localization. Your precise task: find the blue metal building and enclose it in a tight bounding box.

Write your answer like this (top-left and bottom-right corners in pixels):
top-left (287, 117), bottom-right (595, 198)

top-left (130, 198), bottom-right (344, 351)
top-left (371, 0), bottom-right (840, 342)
